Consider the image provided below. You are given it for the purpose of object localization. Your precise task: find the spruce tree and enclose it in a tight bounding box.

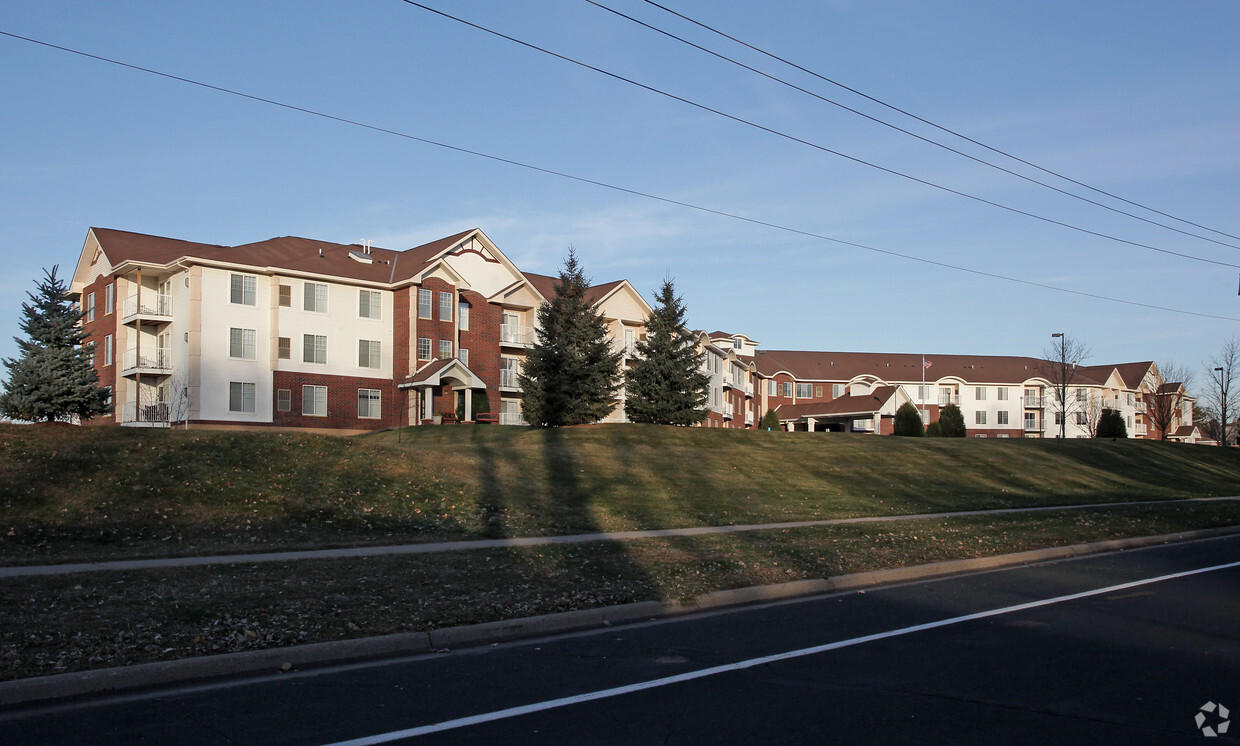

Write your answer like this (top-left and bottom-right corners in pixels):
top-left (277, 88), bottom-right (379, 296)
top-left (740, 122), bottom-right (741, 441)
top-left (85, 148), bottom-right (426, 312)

top-left (937, 403), bottom-right (967, 437)
top-left (0, 266), bottom-right (112, 423)
top-left (893, 402), bottom-right (924, 436)
top-left (625, 278), bottom-right (709, 426)
top-left (518, 250), bottom-right (622, 427)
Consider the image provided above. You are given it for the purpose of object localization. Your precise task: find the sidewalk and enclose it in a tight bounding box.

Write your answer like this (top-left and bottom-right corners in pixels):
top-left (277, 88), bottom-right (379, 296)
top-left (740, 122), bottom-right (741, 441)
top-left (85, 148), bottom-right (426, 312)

top-left (3, 496), bottom-right (1237, 578)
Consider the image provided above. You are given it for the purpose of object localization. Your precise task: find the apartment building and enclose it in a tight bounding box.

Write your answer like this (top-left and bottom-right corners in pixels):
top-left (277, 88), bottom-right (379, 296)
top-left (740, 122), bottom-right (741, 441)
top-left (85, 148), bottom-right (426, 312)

top-left (70, 227), bottom-right (650, 433)
top-left (69, 225), bottom-right (1193, 440)
top-left (697, 331), bottom-right (1196, 441)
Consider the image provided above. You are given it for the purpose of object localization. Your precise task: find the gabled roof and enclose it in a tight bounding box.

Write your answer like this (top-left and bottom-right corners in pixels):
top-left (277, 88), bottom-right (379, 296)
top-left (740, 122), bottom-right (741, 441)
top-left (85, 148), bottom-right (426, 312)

top-left (400, 357), bottom-right (485, 389)
top-left (776, 386), bottom-right (899, 420)
top-left (520, 272), bottom-right (629, 308)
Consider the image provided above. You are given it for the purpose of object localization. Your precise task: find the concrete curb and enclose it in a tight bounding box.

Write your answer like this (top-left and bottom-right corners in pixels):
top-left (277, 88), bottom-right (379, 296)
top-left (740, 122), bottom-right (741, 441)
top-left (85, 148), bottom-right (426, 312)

top-left (3, 525), bottom-right (1238, 709)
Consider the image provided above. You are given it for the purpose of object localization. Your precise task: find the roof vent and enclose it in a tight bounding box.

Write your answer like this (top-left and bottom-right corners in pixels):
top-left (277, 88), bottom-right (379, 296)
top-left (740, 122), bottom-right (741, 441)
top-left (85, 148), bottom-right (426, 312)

top-left (348, 250), bottom-right (374, 264)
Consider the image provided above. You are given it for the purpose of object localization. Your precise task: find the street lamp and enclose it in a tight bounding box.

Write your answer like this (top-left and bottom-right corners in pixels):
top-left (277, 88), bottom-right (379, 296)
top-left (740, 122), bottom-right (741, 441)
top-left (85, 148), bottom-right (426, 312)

top-left (1052, 333), bottom-right (1066, 438)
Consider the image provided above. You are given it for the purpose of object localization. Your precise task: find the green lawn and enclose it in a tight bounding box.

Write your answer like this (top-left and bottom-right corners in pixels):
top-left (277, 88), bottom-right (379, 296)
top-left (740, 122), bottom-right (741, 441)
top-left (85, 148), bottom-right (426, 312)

top-left (1, 422), bottom-right (1237, 565)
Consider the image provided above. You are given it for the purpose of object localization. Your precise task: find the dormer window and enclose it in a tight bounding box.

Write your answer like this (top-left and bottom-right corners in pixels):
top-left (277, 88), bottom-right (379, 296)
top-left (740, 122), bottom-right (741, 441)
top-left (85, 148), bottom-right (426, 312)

top-left (733, 337), bottom-right (743, 350)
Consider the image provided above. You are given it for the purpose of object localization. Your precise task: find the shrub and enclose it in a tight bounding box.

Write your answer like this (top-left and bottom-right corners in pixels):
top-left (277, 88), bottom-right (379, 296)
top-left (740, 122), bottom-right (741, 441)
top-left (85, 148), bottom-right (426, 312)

top-left (937, 404), bottom-right (967, 437)
top-left (1096, 408), bottom-right (1128, 439)
top-left (925, 421), bottom-right (943, 437)
top-left (893, 402), bottom-right (924, 436)
top-left (760, 410), bottom-right (782, 431)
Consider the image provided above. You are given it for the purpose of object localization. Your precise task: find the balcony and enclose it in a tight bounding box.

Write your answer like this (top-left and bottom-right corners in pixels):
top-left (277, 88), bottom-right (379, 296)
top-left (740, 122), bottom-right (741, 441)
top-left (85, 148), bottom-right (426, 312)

top-left (745, 410), bottom-right (754, 425)
top-left (499, 412), bottom-right (529, 426)
top-left (1023, 418), bottom-right (1042, 431)
top-left (722, 403), bottom-right (734, 420)
top-left (121, 293), bottom-right (172, 323)
top-left (938, 394), bottom-right (958, 407)
top-left (743, 382), bottom-right (754, 398)
top-left (1135, 401), bottom-right (1146, 413)
top-left (121, 347), bottom-right (172, 376)
top-left (499, 324), bottom-right (534, 347)
top-left (1023, 395), bottom-right (1044, 408)
top-left (121, 401), bottom-right (170, 426)
top-left (499, 369), bottom-right (521, 390)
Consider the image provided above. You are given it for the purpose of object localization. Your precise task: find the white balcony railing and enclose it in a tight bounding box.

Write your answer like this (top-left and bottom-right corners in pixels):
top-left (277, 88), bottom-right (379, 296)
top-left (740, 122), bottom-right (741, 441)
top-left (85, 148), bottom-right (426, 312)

top-left (1023, 418), bottom-right (1041, 431)
top-left (1135, 401), bottom-right (1147, 413)
top-left (723, 403), bottom-right (735, 419)
top-left (938, 394), bottom-right (958, 407)
top-left (499, 412), bottom-right (529, 426)
top-left (1023, 395), bottom-right (1044, 408)
top-left (122, 293), bottom-right (172, 320)
top-left (500, 369), bottom-right (521, 389)
top-left (500, 324), bottom-right (534, 346)
top-left (122, 347), bottom-right (172, 373)
top-left (121, 401), bottom-right (170, 425)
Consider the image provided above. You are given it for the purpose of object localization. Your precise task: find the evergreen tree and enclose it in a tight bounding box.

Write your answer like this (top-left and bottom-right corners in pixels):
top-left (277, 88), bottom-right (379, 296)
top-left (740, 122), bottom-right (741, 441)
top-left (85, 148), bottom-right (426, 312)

top-left (625, 278), bottom-right (709, 426)
top-left (937, 403), bottom-right (967, 437)
top-left (760, 409), bottom-right (782, 431)
top-left (0, 266), bottom-right (112, 423)
top-left (518, 250), bottom-right (622, 428)
top-left (893, 402), bottom-right (924, 436)
top-left (1096, 409), bottom-right (1128, 439)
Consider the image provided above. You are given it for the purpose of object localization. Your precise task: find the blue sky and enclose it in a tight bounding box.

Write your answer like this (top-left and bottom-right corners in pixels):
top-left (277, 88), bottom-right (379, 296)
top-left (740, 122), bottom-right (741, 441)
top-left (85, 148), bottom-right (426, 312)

top-left (3, 0), bottom-right (1238, 390)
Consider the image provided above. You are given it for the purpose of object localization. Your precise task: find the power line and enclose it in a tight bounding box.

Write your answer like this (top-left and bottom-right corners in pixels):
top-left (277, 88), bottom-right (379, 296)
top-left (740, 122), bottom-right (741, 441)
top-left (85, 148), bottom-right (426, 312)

top-left (398, 1), bottom-right (1240, 270)
top-left (585, 0), bottom-right (1240, 253)
top-left (638, 0), bottom-right (1240, 245)
top-left (2, 29), bottom-right (1237, 323)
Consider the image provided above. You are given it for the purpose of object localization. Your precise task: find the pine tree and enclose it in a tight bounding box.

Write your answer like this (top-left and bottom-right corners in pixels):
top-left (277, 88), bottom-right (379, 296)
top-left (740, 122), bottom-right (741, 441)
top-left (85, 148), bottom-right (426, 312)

top-left (893, 402), bottom-right (924, 436)
top-left (518, 250), bottom-right (622, 428)
top-left (625, 278), bottom-right (709, 426)
top-left (937, 403), bottom-right (967, 437)
top-left (0, 266), bottom-right (112, 423)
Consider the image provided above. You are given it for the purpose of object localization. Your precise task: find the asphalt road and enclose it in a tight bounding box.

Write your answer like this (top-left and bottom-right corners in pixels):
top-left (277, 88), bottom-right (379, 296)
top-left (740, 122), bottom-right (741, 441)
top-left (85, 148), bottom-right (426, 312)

top-left (3, 535), bottom-right (1238, 745)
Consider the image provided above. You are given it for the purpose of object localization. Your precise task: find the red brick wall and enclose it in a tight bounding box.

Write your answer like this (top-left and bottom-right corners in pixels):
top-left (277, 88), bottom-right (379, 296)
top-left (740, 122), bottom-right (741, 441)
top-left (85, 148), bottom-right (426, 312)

top-left (393, 287), bottom-right (411, 380)
top-left (79, 275), bottom-right (118, 425)
top-left (272, 371), bottom-right (401, 430)
top-left (459, 290), bottom-right (502, 416)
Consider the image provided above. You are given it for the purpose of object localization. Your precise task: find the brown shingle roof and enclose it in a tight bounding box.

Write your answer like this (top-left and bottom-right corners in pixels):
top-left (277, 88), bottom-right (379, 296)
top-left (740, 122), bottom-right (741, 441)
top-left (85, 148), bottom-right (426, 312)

top-left (521, 272), bottom-right (624, 307)
top-left (776, 386), bottom-right (898, 419)
top-left (754, 350), bottom-right (1052, 385)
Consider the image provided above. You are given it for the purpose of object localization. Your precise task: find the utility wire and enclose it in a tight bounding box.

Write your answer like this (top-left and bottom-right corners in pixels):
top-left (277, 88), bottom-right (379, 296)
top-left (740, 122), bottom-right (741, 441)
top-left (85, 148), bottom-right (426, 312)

top-left (586, 0), bottom-right (1240, 253)
top-left (639, 0), bottom-right (1240, 245)
top-left (399, 1), bottom-right (1239, 270)
top-left (2, 29), bottom-right (1237, 323)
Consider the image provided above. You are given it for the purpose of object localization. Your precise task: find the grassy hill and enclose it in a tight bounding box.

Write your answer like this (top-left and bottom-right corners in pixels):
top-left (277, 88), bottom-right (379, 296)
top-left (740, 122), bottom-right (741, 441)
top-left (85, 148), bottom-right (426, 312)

top-left (1, 422), bottom-right (1237, 564)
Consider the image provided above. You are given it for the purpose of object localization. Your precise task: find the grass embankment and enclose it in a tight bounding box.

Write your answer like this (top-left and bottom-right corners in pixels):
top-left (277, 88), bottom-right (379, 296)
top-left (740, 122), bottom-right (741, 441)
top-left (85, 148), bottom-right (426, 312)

top-left (1, 424), bottom-right (1238, 681)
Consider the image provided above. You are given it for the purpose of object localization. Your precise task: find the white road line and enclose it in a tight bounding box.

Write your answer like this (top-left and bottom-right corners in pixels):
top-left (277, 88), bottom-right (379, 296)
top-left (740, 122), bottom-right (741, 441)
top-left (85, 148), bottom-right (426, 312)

top-left (321, 559), bottom-right (1240, 745)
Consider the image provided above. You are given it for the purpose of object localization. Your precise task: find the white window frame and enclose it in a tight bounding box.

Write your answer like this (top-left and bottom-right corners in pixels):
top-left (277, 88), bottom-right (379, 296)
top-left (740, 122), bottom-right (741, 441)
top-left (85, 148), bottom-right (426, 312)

top-left (439, 291), bottom-right (453, 322)
top-left (796, 382), bottom-right (813, 399)
top-left (104, 334), bottom-right (113, 366)
top-left (358, 339), bottom-right (381, 369)
top-left (278, 284), bottom-right (292, 308)
top-left (229, 381), bottom-right (256, 413)
top-left (997, 410), bottom-right (1009, 425)
top-left (976, 387), bottom-right (987, 401)
top-left (231, 274), bottom-right (256, 306)
top-left (976, 411), bottom-right (987, 425)
top-left (438, 339), bottom-right (453, 360)
top-left (230, 328), bottom-right (256, 360)
top-left (304, 282), bottom-right (328, 313)
top-left (302, 385), bottom-right (327, 416)
top-left (458, 348), bottom-right (469, 366)
top-left (276, 388), bottom-right (291, 412)
top-left (458, 301), bottom-right (469, 331)
top-left (278, 337), bottom-right (291, 360)
top-left (833, 383), bottom-right (845, 398)
top-left (359, 289), bottom-right (381, 319)
top-left (417, 289), bottom-right (432, 319)
top-left (303, 334), bottom-right (327, 365)
top-left (417, 337), bottom-right (432, 361)
top-left (86, 292), bottom-right (95, 322)
top-left (358, 388), bottom-right (382, 419)
top-left (997, 387), bottom-right (1009, 401)
top-left (104, 284), bottom-right (114, 315)
top-left (782, 382), bottom-right (793, 398)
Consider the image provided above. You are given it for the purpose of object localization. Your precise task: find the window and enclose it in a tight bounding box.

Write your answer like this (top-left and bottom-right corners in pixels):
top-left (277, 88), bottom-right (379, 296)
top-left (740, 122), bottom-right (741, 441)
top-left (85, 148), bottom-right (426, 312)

top-left (1024, 412), bottom-right (1038, 430)
top-left (458, 348), bottom-right (469, 366)
top-left (417, 337), bottom-right (431, 361)
top-left (359, 289), bottom-right (381, 319)
top-left (303, 334), bottom-right (327, 364)
top-left (1076, 388), bottom-right (1088, 402)
top-left (86, 292), bottom-right (95, 322)
top-left (976, 387), bottom-right (987, 401)
top-left (104, 334), bottom-right (113, 366)
top-left (304, 282), bottom-right (327, 313)
top-left (229, 382), bottom-right (256, 413)
top-left (231, 274), bottom-right (256, 306)
top-left (278, 337), bottom-right (291, 360)
top-left (358, 389), bottom-right (382, 419)
top-left (833, 383), bottom-right (845, 398)
top-left (782, 382), bottom-right (793, 398)
top-left (439, 291), bottom-right (453, 321)
top-left (1055, 412), bottom-right (1064, 425)
top-left (358, 339), bottom-right (381, 369)
top-left (104, 284), bottom-right (114, 315)
top-left (768, 380), bottom-right (777, 396)
top-left (918, 385), bottom-right (930, 401)
top-left (1127, 393), bottom-right (1134, 406)
top-left (458, 301), bottom-right (470, 331)
top-left (815, 386), bottom-right (823, 398)
top-left (302, 385), bottom-right (327, 416)
top-left (976, 411), bottom-right (987, 425)
top-left (997, 387), bottom-right (1009, 401)
top-left (1075, 412), bottom-right (1087, 425)
top-left (796, 383), bottom-right (812, 398)
top-left (229, 328), bottom-right (256, 360)
top-left (418, 289), bottom-right (433, 319)
top-left (276, 389), bottom-right (291, 412)
top-left (998, 411), bottom-right (1009, 425)
top-left (733, 337), bottom-right (743, 350)
top-left (103, 386), bottom-right (113, 409)
top-left (278, 284), bottom-right (292, 307)
top-left (438, 340), bottom-right (453, 360)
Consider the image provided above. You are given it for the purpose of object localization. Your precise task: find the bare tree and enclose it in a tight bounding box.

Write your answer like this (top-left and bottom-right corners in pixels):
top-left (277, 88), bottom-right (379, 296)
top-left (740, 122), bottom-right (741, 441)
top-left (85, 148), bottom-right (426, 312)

top-left (1204, 336), bottom-right (1239, 446)
top-left (1082, 391), bottom-right (1107, 438)
top-left (1145, 361), bottom-right (1194, 441)
top-left (1039, 333), bottom-right (1091, 439)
